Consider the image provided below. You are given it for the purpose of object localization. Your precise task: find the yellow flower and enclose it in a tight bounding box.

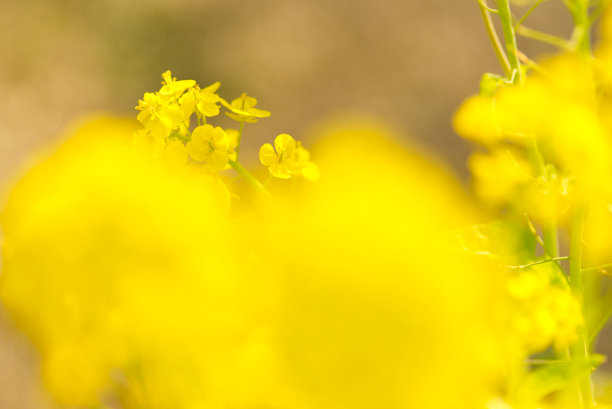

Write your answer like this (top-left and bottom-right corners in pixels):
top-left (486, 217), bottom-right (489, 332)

top-left (468, 148), bottom-right (532, 207)
top-left (453, 94), bottom-right (501, 145)
top-left (186, 124), bottom-right (232, 172)
top-left (179, 82), bottom-right (221, 119)
top-left (506, 264), bottom-right (582, 353)
top-left (135, 92), bottom-right (184, 140)
top-left (221, 93), bottom-right (271, 123)
top-left (259, 134), bottom-right (319, 181)
top-left (159, 70), bottom-right (196, 97)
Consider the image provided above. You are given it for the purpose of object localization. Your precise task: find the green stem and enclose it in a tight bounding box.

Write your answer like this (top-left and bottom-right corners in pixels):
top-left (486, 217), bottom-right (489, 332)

top-left (228, 159), bottom-right (269, 195)
top-left (527, 140), bottom-right (567, 285)
top-left (235, 120), bottom-right (245, 161)
top-left (516, 26), bottom-right (571, 50)
top-left (479, 0), bottom-right (512, 76)
top-left (583, 262), bottom-right (612, 273)
top-left (589, 287), bottom-right (612, 344)
top-left (542, 222), bottom-right (560, 258)
top-left (496, 0), bottom-right (523, 83)
top-left (570, 204), bottom-right (595, 409)
top-left (570, 206), bottom-right (586, 296)
top-left (524, 213), bottom-right (569, 286)
top-left (569, 0), bottom-right (591, 55)
top-left (514, 0), bottom-right (545, 29)
top-left (506, 257), bottom-right (569, 270)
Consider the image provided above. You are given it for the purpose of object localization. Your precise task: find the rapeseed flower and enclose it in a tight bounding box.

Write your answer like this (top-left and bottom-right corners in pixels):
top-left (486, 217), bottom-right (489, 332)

top-left (259, 133), bottom-right (319, 181)
top-left (179, 81), bottom-right (221, 119)
top-left (221, 93), bottom-right (271, 123)
top-left (159, 70), bottom-right (196, 97)
top-left (135, 91), bottom-right (184, 140)
top-left (186, 124), bottom-right (233, 171)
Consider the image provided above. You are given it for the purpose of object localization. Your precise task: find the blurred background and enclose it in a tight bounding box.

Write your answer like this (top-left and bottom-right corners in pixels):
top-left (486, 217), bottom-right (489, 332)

top-left (0, 0), bottom-right (576, 408)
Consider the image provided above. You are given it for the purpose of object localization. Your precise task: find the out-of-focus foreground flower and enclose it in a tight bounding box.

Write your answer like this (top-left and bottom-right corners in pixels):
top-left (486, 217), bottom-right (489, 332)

top-left (1, 116), bottom-right (507, 409)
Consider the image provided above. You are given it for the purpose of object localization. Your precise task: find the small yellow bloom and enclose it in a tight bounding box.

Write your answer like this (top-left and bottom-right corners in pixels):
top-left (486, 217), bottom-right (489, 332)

top-left (135, 92), bottom-right (184, 140)
top-left (186, 124), bottom-right (232, 172)
top-left (159, 70), bottom-right (196, 97)
top-left (221, 93), bottom-right (271, 123)
top-left (259, 134), bottom-right (319, 181)
top-left (179, 82), bottom-right (221, 119)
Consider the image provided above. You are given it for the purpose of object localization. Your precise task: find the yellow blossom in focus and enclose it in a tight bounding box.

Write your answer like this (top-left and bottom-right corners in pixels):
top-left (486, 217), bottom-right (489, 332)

top-left (135, 91), bottom-right (184, 140)
top-left (159, 70), bottom-right (196, 97)
top-left (179, 82), bottom-right (221, 119)
top-left (221, 93), bottom-right (271, 123)
top-left (186, 124), bottom-right (232, 172)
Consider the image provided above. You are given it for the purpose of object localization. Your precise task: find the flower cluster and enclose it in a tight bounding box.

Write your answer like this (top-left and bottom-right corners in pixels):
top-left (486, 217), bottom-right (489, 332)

top-left (135, 70), bottom-right (317, 184)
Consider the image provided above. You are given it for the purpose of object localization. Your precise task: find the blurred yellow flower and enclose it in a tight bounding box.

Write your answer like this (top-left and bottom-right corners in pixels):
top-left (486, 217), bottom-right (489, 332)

top-left (506, 264), bottom-right (582, 352)
top-left (1, 116), bottom-right (510, 409)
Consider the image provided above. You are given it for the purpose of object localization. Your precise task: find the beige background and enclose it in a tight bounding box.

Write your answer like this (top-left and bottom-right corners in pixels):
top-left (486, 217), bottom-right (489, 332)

top-left (0, 1), bottom-right (576, 408)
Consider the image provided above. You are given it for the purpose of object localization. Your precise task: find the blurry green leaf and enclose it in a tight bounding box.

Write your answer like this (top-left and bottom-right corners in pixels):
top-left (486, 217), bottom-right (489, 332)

top-left (443, 218), bottom-right (536, 263)
top-left (518, 354), bottom-right (605, 402)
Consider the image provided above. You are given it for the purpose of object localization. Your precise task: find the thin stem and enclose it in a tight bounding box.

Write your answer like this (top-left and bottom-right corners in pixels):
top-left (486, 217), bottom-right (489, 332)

top-left (496, 0), bottom-right (524, 84)
top-left (516, 26), bottom-right (571, 50)
top-left (542, 221), bottom-right (560, 258)
top-left (514, 0), bottom-right (545, 29)
top-left (228, 159), bottom-right (269, 196)
top-left (589, 287), bottom-right (612, 344)
top-left (235, 119), bottom-right (245, 161)
top-left (478, 0), bottom-right (499, 13)
top-left (479, 0), bottom-right (512, 77)
top-left (524, 213), bottom-right (569, 286)
top-left (570, 206), bottom-right (586, 295)
top-left (566, 0), bottom-right (591, 54)
top-left (518, 50), bottom-right (550, 76)
top-left (583, 262), bottom-right (612, 273)
top-left (570, 204), bottom-right (595, 409)
top-left (505, 257), bottom-right (569, 269)
top-left (526, 139), bottom-right (568, 286)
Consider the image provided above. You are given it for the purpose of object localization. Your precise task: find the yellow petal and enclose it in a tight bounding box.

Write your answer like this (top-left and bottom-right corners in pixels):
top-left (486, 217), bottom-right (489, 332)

top-left (201, 81), bottom-right (221, 93)
top-left (301, 162), bottom-right (320, 182)
top-left (259, 143), bottom-right (277, 167)
top-left (159, 79), bottom-right (196, 96)
top-left (191, 124), bottom-right (214, 144)
top-left (206, 149), bottom-right (229, 172)
top-left (163, 141), bottom-right (189, 167)
top-left (248, 108), bottom-right (271, 118)
top-left (274, 134), bottom-right (296, 156)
